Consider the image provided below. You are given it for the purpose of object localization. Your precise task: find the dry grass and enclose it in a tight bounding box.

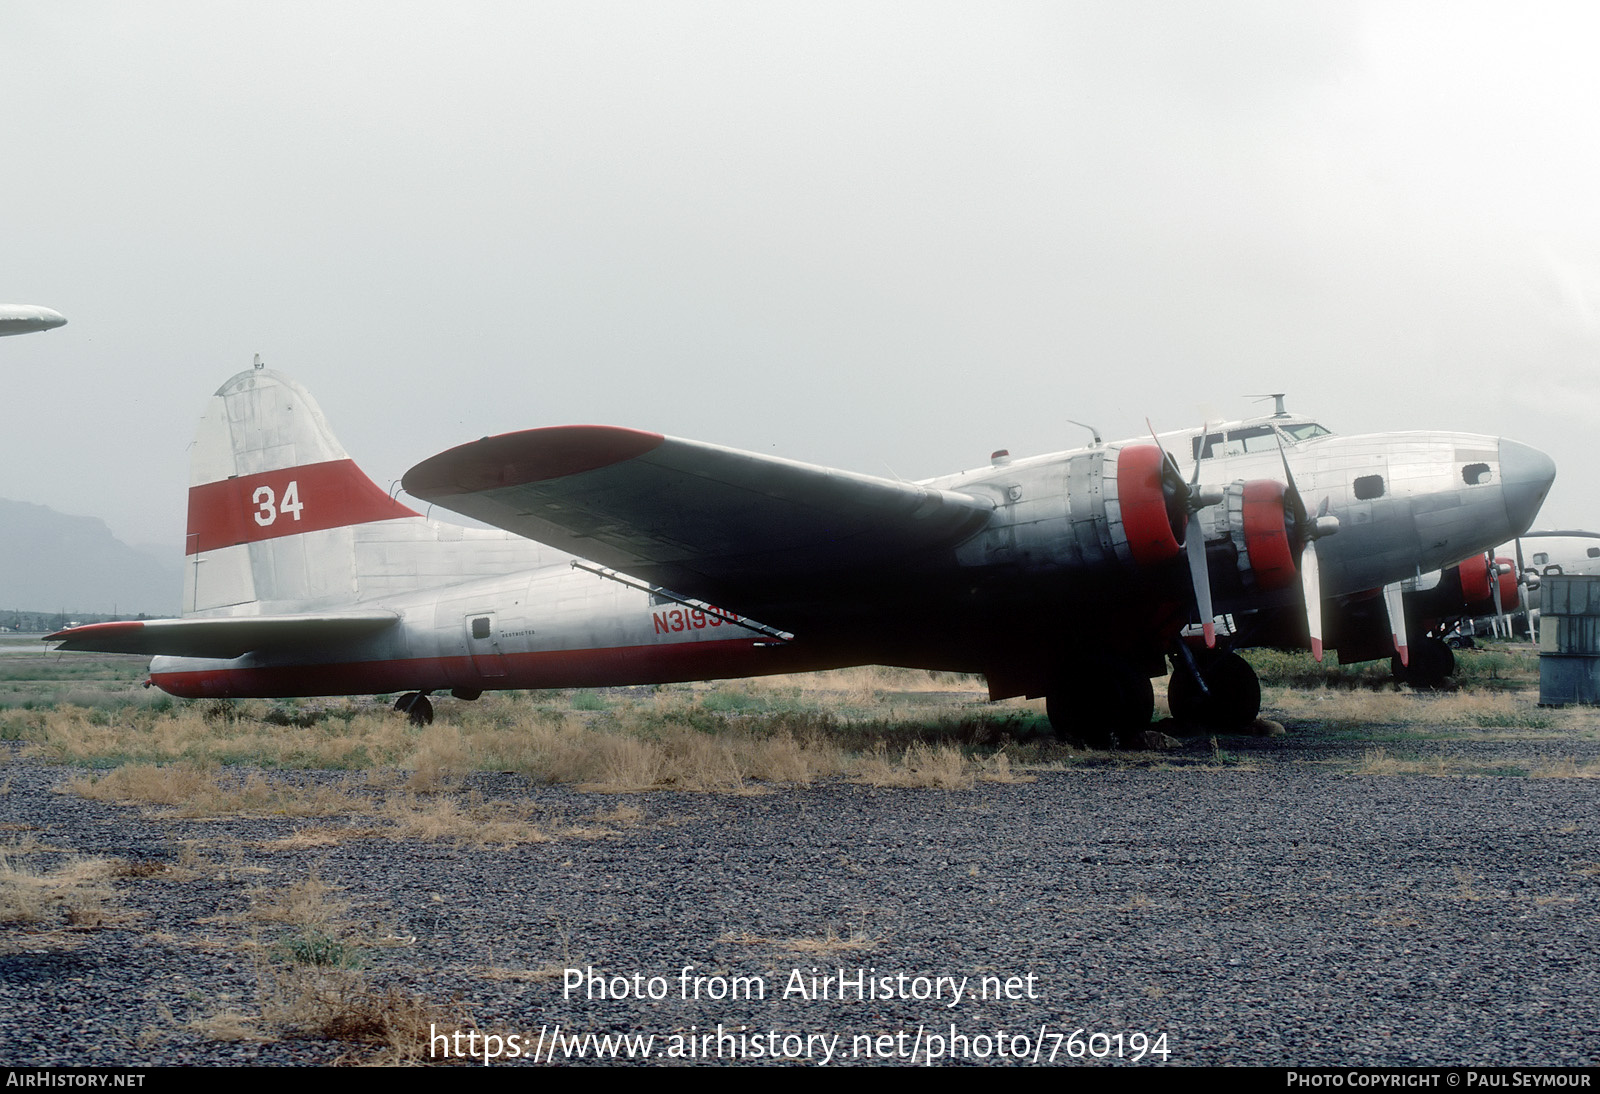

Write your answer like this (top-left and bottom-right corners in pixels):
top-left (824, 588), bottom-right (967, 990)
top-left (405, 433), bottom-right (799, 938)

top-left (180, 871), bottom-right (479, 1064)
top-left (781, 923), bottom-right (882, 954)
top-left (379, 792), bottom-right (551, 847)
top-left (851, 742), bottom-right (973, 789)
top-left (66, 764), bottom-right (370, 818)
top-left (1528, 756), bottom-right (1600, 778)
top-left (1357, 745), bottom-right (1600, 779)
top-left (4, 670), bottom-right (1054, 795)
top-left (719, 922), bottom-right (882, 953)
top-left (1267, 686), bottom-right (1562, 732)
top-left (976, 750), bottom-right (1036, 784)
top-left (0, 853), bottom-right (122, 929)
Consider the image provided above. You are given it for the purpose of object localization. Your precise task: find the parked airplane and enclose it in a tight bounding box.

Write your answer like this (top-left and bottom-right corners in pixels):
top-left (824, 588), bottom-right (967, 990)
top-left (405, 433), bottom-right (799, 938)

top-left (0, 305), bottom-right (67, 337)
top-left (1520, 531), bottom-right (1600, 579)
top-left (47, 368), bottom-right (1556, 743)
top-left (1473, 530), bottom-right (1600, 644)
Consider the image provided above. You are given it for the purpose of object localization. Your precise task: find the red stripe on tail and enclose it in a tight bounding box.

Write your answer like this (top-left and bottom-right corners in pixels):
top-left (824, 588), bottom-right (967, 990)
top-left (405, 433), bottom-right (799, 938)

top-left (186, 459), bottom-right (419, 555)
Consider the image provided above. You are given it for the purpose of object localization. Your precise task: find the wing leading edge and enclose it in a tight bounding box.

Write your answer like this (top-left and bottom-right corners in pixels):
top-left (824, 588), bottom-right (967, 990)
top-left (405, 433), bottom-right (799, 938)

top-left (402, 427), bottom-right (995, 605)
top-left (45, 612), bottom-right (401, 659)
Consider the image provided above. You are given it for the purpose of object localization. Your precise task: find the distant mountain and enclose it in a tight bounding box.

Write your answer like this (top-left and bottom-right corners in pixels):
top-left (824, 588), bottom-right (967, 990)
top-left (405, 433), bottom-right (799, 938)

top-left (0, 499), bottom-right (181, 616)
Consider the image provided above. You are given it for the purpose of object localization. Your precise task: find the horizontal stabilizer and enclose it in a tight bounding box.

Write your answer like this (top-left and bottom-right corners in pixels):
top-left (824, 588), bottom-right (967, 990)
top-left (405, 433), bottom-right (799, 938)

top-left (402, 427), bottom-right (995, 603)
top-left (45, 612), bottom-right (401, 659)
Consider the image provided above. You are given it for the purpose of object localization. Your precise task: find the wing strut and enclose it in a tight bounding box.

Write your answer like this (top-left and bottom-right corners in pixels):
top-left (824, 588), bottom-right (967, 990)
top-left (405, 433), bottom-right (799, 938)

top-left (569, 560), bottom-right (796, 644)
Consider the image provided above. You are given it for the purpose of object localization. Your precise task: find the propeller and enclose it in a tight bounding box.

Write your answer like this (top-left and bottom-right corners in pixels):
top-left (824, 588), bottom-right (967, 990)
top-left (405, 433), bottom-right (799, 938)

top-left (1487, 549), bottom-right (1505, 635)
top-left (1274, 433), bottom-right (1340, 660)
top-left (1147, 420), bottom-right (1224, 647)
top-left (1382, 581), bottom-right (1409, 667)
top-left (1514, 537), bottom-right (1540, 641)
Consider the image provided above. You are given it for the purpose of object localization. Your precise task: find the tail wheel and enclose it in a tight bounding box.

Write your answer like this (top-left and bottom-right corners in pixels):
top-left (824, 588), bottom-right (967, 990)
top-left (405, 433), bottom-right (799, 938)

top-left (394, 692), bottom-right (435, 726)
top-left (1168, 651), bottom-right (1260, 731)
top-left (1047, 659), bottom-right (1155, 749)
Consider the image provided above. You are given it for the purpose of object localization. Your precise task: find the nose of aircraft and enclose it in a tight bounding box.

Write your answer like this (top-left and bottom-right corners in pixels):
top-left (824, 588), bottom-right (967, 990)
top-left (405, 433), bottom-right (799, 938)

top-left (1499, 438), bottom-right (1557, 535)
top-left (40, 308), bottom-right (67, 330)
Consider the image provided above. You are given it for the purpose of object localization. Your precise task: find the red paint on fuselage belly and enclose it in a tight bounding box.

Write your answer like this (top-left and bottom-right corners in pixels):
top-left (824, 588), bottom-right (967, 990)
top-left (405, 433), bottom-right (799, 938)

top-left (149, 638), bottom-right (834, 699)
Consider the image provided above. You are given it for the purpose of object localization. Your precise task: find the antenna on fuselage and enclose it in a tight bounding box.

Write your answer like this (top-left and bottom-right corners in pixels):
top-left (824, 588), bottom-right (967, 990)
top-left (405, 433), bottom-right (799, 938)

top-left (254, 353), bottom-right (264, 370)
top-left (1067, 419), bottom-right (1102, 447)
top-left (1248, 393), bottom-right (1289, 418)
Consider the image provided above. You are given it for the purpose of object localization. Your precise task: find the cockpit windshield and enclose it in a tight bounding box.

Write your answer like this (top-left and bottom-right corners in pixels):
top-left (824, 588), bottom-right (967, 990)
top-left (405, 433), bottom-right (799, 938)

top-left (1193, 421), bottom-right (1331, 461)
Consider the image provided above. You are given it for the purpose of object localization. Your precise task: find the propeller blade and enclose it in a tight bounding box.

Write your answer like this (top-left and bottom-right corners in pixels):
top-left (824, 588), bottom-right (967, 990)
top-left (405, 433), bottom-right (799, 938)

top-left (1149, 417), bottom-right (1216, 645)
top-left (1189, 421), bottom-right (1213, 492)
top-left (1186, 512), bottom-right (1215, 648)
top-left (1273, 431), bottom-right (1309, 543)
top-left (1382, 581), bottom-right (1409, 667)
top-left (1489, 550), bottom-right (1505, 633)
top-left (1303, 540), bottom-right (1323, 661)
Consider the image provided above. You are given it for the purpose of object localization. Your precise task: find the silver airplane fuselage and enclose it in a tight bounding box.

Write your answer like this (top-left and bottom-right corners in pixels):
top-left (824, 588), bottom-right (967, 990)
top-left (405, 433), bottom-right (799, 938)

top-left (0, 305), bottom-right (67, 337)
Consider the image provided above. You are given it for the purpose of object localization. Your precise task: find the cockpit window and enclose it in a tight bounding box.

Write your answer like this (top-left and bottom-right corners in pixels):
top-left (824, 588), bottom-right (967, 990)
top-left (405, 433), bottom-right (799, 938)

top-left (1279, 423), bottom-right (1331, 442)
top-left (1194, 422), bottom-right (1331, 460)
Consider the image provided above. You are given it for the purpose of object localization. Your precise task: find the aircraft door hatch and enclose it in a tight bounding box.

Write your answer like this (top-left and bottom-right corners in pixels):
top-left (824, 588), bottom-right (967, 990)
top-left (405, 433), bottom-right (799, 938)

top-left (465, 612), bottom-right (508, 678)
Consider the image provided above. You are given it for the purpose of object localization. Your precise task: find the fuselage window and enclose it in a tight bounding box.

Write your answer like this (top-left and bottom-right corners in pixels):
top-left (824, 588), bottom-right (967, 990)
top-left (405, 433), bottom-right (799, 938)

top-left (1353, 474), bottom-right (1385, 500)
top-left (471, 616), bottom-right (492, 640)
top-left (1588, 547), bottom-right (1600, 559)
top-left (1546, 564), bottom-right (1564, 576)
top-left (1534, 552), bottom-right (1549, 566)
top-left (1462, 463), bottom-right (1492, 485)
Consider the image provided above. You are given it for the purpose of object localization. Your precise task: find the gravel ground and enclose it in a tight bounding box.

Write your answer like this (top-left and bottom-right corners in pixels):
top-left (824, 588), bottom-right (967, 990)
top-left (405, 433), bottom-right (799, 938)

top-left (3, 723), bottom-right (1599, 1067)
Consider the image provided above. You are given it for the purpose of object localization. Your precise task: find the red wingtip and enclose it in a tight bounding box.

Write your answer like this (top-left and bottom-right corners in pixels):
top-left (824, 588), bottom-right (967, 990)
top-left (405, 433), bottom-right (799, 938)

top-left (1311, 638), bottom-right (1324, 662)
top-left (1395, 643), bottom-right (1408, 668)
top-left (1203, 622), bottom-right (1216, 648)
top-left (404, 426), bottom-right (666, 497)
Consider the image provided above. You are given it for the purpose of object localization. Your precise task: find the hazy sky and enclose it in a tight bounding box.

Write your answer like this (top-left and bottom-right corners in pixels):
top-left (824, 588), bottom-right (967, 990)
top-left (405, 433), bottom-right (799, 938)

top-left (5, 1), bottom-right (1599, 552)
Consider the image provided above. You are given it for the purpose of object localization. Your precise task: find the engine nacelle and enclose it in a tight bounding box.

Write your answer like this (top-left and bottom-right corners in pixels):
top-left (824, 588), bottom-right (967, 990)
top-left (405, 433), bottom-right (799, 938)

top-left (1191, 479), bottom-right (1301, 598)
top-left (953, 443), bottom-right (1187, 578)
top-left (1456, 553), bottom-right (1493, 605)
top-left (1113, 443), bottom-right (1185, 568)
top-left (1452, 554), bottom-right (1519, 615)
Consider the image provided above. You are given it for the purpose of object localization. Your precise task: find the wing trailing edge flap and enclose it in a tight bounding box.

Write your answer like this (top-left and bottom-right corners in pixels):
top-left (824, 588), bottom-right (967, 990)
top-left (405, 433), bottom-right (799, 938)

top-left (45, 612), bottom-right (401, 659)
top-left (402, 427), bottom-right (997, 595)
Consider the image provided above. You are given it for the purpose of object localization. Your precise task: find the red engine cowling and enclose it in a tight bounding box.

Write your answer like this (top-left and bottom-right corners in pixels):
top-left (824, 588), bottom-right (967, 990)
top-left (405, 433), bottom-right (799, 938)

top-left (1214, 479), bottom-right (1300, 593)
top-left (1114, 444), bottom-right (1185, 568)
top-left (1456, 553), bottom-right (1493, 606)
top-left (1451, 553), bottom-right (1520, 614)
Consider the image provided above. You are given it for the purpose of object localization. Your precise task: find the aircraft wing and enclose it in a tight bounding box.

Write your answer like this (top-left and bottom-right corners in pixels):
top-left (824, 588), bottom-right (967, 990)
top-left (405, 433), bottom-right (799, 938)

top-left (44, 612), bottom-right (401, 659)
top-left (402, 427), bottom-right (995, 608)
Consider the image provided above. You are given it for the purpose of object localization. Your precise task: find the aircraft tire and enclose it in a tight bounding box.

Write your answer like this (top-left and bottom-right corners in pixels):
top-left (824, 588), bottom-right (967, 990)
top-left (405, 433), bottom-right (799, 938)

top-left (1393, 637), bottom-right (1456, 690)
top-left (1047, 660), bottom-right (1154, 748)
top-left (1168, 651), bottom-right (1261, 732)
top-left (394, 692), bottom-right (435, 726)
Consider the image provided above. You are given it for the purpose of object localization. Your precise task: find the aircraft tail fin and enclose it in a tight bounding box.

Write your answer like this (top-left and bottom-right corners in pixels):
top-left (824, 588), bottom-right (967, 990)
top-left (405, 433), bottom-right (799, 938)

top-left (184, 369), bottom-right (421, 614)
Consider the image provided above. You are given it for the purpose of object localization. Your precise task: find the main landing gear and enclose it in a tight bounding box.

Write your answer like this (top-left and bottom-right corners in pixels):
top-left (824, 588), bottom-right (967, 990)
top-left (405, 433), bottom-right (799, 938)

top-left (394, 691), bottom-right (434, 726)
top-left (1045, 648), bottom-right (1263, 747)
top-left (1167, 649), bottom-right (1261, 732)
top-left (1392, 635), bottom-right (1455, 690)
